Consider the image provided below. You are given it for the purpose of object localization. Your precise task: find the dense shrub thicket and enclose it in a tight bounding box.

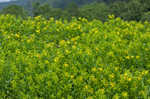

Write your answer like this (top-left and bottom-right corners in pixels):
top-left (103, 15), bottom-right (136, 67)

top-left (1, 0), bottom-right (150, 21)
top-left (0, 15), bottom-right (150, 98)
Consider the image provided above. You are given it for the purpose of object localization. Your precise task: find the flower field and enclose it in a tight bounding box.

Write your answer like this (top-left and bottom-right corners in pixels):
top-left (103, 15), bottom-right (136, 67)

top-left (0, 15), bottom-right (150, 99)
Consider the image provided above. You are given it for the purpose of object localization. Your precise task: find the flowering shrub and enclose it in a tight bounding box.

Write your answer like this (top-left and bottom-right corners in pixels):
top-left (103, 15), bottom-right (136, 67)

top-left (0, 15), bottom-right (150, 99)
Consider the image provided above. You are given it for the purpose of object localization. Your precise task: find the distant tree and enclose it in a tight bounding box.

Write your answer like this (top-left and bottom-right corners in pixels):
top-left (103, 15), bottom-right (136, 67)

top-left (110, 1), bottom-right (127, 18)
top-left (32, 2), bottom-right (65, 19)
top-left (79, 3), bottom-right (110, 21)
top-left (64, 3), bottom-right (80, 19)
top-left (141, 12), bottom-right (150, 22)
top-left (0, 5), bottom-right (28, 18)
top-left (38, 3), bottom-right (52, 19)
top-left (138, 0), bottom-right (150, 12)
top-left (52, 0), bottom-right (71, 8)
top-left (110, 0), bottom-right (144, 21)
top-left (32, 2), bottom-right (41, 17)
top-left (50, 8), bottom-right (64, 19)
top-left (123, 0), bottom-right (144, 21)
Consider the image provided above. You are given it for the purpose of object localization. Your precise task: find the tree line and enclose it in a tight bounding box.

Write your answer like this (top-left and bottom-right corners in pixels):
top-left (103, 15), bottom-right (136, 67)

top-left (0, 0), bottom-right (150, 21)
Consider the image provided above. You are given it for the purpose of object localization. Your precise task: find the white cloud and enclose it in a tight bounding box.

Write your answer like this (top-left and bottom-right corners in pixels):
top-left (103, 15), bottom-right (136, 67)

top-left (0, 0), bottom-right (11, 2)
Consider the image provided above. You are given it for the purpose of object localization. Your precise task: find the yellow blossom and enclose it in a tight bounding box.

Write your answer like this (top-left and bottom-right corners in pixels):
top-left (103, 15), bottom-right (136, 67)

top-left (98, 68), bottom-right (103, 72)
top-left (125, 56), bottom-right (130, 59)
top-left (127, 77), bottom-right (132, 82)
top-left (70, 75), bottom-right (74, 79)
top-left (121, 91), bottom-right (128, 97)
top-left (45, 60), bottom-right (49, 64)
top-left (59, 40), bottom-right (65, 46)
top-left (92, 67), bottom-right (97, 72)
top-left (64, 63), bottom-right (69, 67)
top-left (136, 56), bottom-right (140, 59)
top-left (54, 57), bottom-right (59, 62)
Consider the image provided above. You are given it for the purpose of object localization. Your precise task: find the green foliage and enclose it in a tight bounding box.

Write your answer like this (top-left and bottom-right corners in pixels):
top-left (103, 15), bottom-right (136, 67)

top-left (65, 3), bottom-right (80, 18)
top-left (110, 1), bottom-right (127, 18)
top-left (123, 0), bottom-right (144, 21)
top-left (0, 15), bottom-right (150, 98)
top-left (141, 12), bottom-right (150, 22)
top-left (80, 3), bottom-right (110, 21)
top-left (1, 0), bottom-right (150, 22)
top-left (0, 5), bottom-right (28, 18)
top-left (110, 0), bottom-right (144, 21)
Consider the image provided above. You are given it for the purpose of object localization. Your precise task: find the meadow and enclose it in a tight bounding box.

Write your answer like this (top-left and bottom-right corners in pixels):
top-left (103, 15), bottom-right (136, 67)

top-left (0, 15), bottom-right (150, 99)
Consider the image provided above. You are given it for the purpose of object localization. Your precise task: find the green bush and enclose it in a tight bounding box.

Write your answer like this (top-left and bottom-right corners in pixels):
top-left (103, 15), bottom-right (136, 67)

top-left (0, 15), bottom-right (150, 98)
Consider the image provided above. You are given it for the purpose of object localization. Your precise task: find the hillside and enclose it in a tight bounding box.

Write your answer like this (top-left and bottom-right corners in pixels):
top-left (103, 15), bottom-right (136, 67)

top-left (0, 0), bottom-right (129, 10)
top-left (0, 0), bottom-right (27, 9)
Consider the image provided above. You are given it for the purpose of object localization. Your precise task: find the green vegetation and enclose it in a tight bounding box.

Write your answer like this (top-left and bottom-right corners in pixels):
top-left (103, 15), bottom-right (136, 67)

top-left (0, 0), bottom-right (150, 98)
top-left (0, 0), bottom-right (150, 21)
top-left (0, 15), bottom-right (150, 98)
top-left (0, 5), bottom-right (28, 18)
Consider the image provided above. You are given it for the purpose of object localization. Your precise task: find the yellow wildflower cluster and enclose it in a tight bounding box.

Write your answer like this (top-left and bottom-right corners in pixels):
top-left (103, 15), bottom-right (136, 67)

top-left (0, 15), bottom-right (150, 98)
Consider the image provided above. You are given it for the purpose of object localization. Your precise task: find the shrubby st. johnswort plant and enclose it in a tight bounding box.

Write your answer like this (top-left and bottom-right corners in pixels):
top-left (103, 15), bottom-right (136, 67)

top-left (0, 15), bottom-right (150, 99)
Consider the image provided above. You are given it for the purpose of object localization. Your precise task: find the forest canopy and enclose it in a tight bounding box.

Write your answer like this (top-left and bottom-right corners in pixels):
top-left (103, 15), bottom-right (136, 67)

top-left (0, 0), bottom-right (150, 21)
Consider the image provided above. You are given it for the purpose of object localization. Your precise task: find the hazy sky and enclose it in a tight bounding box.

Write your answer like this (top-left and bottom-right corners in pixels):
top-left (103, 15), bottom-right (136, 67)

top-left (0, 0), bottom-right (10, 2)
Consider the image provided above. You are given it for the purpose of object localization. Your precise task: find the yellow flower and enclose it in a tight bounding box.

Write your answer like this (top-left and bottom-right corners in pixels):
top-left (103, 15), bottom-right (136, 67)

top-left (108, 51), bottom-right (114, 56)
top-left (45, 60), bottom-right (49, 64)
top-left (78, 25), bottom-right (81, 29)
top-left (125, 56), bottom-right (130, 59)
top-left (92, 67), bottom-right (97, 72)
top-left (86, 49), bottom-right (91, 55)
top-left (144, 70), bottom-right (149, 75)
top-left (71, 37), bottom-right (76, 42)
top-left (98, 88), bottom-right (105, 94)
top-left (54, 57), bottom-right (59, 62)
top-left (43, 27), bottom-right (48, 31)
top-left (88, 88), bottom-right (94, 94)
top-left (91, 75), bottom-right (97, 82)
top-left (136, 56), bottom-right (140, 59)
top-left (124, 73), bottom-right (128, 77)
top-left (36, 53), bottom-right (41, 58)
top-left (139, 90), bottom-right (145, 96)
top-left (115, 67), bottom-right (119, 71)
top-left (110, 82), bottom-right (115, 88)
top-left (137, 76), bottom-right (141, 80)
top-left (87, 96), bottom-right (93, 99)
top-left (70, 75), bottom-right (74, 79)
top-left (27, 39), bottom-right (31, 43)
top-left (84, 85), bottom-right (88, 89)
top-left (59, 40), bottom-right (65, 46)
top-left (15, 34), bottom-right (20, 38)
top-left (64, 63), bottom-right (69, 67)
top-left (95, 48), bottom-right (99, 52)
top-left (121, 91), bottom-right (128, 97)
top-left (79, 76), bottom-right (83, 82)
top-left (131, 56), bottom-right (134, 58)
top-left (145, 48), bottom-right (149, 51)
top-left (98, 68), bottom-right (103, 72)
top-left (65, 72), bottom-right (69, 77)
top-left (35, 16), bottom-right (41, 20)
top-left (72, 45), bottom-right (76, 49)
top-left (36, 29), bottom-right (40, 33)
top-left (104, 34), bottom-right (107, 39)
top-left (46, 43), bottom-right (51, 48)
top-left (142, 70), bottom-right (149, 75)
top-left (109, 74), bottom-right (115, 79)
top-left (127, 77), bottom-right (132, 82)
top-left (108, 14), bottom-right (115, 19)
top-left (15, 49), bottom-right (20, 54)
top-left (65, 50), bottom-right (70, 54)
top-left (50, 17), bottom-right (54, 21)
